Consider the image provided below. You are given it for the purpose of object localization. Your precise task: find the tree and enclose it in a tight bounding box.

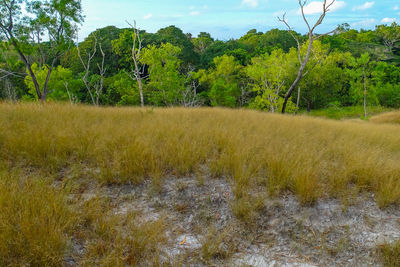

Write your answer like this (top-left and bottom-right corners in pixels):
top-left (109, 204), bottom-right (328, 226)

top-left (199, 40), bottom-right (250, 68)
top-left (348, 53), bottom-right (377, 119)
top-left (77, 36), bottom-right (106, 105)
top-left (126, 21), bottom-right (144, 107)
top-left (246, 49), bottom-right (296, 113)
top-left (24, 63), bottom-right (81, 102)
top-left (192, 32), bottom-right (214, 54)
top-left (196, 55), bottom-right (246, 107)
top-left (298, 48), bottom-right (351, 111)
top-left (0, 43), bottom-right (26, 100)
top-left (156, 26), bottom-right (198, 66)
top-left (0, 0), bottom-right (83, 101)
top-left (140, 43), bottom-right (185, 106)
top-left (376, 23), bottom-right (400, 53)
top-left (61, 26), bottom-right (124, 76)
top-left (239, 28), bottom-right (299, 56)
top-left (104, 72), bottom-right (140, 106)
top-left (278, 0), bottom-right (337, 113)
top-left (372, 62), bottom-right (400, 108)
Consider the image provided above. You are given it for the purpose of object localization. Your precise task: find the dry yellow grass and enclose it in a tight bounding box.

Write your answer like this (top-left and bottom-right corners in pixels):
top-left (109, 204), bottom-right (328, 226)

top-left (0, 170), bottom-right (75, 266)
top-left (370, 111), bottom-right (400, 125)
top-left (1, 102), bottom-right (400, 208)
top-left (1, 102), bottom-right (400, 265)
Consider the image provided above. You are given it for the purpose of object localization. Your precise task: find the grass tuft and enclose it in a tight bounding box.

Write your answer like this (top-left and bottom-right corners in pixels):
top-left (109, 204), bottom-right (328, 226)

top-left (379, 240), bottom-right (400, 267)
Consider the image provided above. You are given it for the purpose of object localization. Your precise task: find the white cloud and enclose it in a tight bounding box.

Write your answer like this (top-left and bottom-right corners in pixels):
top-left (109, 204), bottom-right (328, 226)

top-left (242, 0), bottom-right (259, 8)
top-left (189, 11), bottom-right (200, 16)
top-left (143, 13), bottom-right (152, 19)
top-left (299, 1), bottom-right (346, 15)
top-left (381, 17), bottom-right (397, 24)
top-left (352, 2), bottom-right (374, 11)
top-left (394, 5), bottom-right (399, 11)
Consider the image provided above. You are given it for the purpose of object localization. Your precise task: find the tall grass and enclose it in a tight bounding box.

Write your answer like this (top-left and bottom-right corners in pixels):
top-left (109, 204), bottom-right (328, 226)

top-left (0, 170), bottom-right (74, 266)
top-left (370, 111), bottom-right (400, 125)
top-left (1, 103), bottom-right (400, 209)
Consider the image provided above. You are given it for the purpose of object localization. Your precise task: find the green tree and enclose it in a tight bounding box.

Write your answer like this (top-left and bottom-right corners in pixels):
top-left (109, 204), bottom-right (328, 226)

top-left (140, 43), bottom-right (185, 106)
top-left (192, 32), bottom-right (214, 54)
top-left (278, 0), bottom-right (337, 113)
top-left (0, 43), bottom-right (26, 99)
top-left (199, 40), bottom-right (250, 68)
top-left (196, 55), bottom-right (246, 107)
top-left (372, 62), bottom-right (400, 108)
top-left (239, 28), bottom-right (299, 56)
top-left (347, 53), bottom-right (377, 118)
top-left (24, 63), bottom-right (82, 102)
top-left (62, 26), bottom-right (124, 76)
top-left (246, 49), bottom-right (296, 113)
top-left (156, 26), bottom-right (198, 66)
top-left (0, 0), bottom-right (83, 101)
top-left (104, 72), bottom-right (140, 106)
top-left (376, 23), bottom-right (400, 53)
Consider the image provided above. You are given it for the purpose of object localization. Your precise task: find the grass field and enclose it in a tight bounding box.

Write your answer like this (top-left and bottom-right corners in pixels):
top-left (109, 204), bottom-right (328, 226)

top-left (0, 102), bottom-right (399, 265)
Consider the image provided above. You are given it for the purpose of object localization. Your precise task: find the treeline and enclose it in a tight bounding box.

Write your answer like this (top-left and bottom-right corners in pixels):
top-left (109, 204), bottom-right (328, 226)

top-left (1, 16), bottom-right (400, 111)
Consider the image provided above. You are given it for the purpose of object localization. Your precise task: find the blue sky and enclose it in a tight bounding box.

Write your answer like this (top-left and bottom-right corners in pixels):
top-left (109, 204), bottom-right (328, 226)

top-left (79, 0), bottom-right (400, 40)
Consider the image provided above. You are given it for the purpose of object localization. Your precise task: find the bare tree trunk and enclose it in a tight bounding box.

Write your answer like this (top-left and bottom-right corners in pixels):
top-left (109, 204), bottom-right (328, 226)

top-left (128, 20), bottom-right (144, 107)
top-left (64, 81), bottom-right (72, 103)
top-left (281, 36), bottom-right (313, 114)
top-left (363, 68), bottom-right (367, 119)
top-left (133, 58), bottom-right (144, 107)
top-left (278, 0), bottom-right (337, 114)
top-left (77, 37), bottom-right (99, 105)
top-left (95, 43), bottom-right (106, 106)
top-left (295, 86), bottom-right (301, 115)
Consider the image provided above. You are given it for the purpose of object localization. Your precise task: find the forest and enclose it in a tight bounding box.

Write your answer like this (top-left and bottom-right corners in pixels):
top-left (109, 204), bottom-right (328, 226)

top-left (1, 0), bottom-right (400, 114)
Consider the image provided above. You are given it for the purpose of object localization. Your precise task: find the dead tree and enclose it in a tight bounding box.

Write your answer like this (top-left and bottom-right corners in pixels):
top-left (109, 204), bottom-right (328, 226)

top-left (182, 79), bottom-right (203, 107)
top-left (278, 0), bottom-right (337, 114)
top-left (77, 36), bottom-right (106, 106)
top-left (127, 21), bottom-right (145, 107)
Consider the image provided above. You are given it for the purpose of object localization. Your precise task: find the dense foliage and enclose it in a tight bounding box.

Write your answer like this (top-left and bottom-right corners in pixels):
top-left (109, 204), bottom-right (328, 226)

top-left (1, 2), bottom-right (400, 112)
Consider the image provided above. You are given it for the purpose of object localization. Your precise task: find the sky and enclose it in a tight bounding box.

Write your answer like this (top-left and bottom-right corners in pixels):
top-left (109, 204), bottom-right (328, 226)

top-left (78, 0), bottom-right (400, 40)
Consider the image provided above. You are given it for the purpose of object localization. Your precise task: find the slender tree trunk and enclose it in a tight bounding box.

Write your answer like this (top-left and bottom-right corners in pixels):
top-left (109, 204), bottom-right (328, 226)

top-left (279, 0), bottom-right (337, 114)
top-left (64, 81), bottom-right (73, 104)
top-left (282, 37), bottom-right (313, 114)
top-left (42, 66), bottom-right (54, 101)
top-left (363, 68), bottom-right (367, 119)
top-left (307, 100), bottom-right (312, 113)
top-left (12, 40), bottom-right (43, 100)
top-left (133, 58), bottom-right (144, 107)
top-left (295, 86), bottom-right (301, 115)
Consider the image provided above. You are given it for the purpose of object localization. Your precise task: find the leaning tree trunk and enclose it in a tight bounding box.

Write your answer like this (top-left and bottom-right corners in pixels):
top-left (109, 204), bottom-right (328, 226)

top-left (281, 36), bottom-right (313, 114)
top-left (279, 0), bottom-right (337, 114)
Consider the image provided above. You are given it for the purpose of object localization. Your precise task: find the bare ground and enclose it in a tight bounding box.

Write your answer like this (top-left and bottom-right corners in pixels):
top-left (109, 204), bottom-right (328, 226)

top-left (65, 175), bottom-right (400, 266)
